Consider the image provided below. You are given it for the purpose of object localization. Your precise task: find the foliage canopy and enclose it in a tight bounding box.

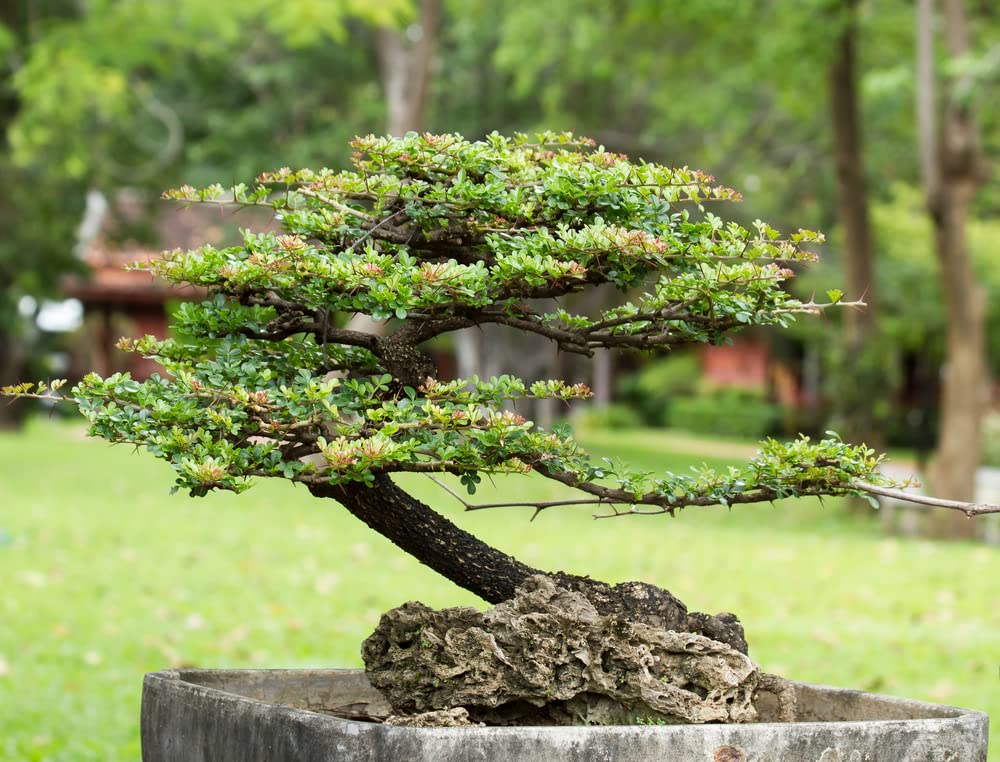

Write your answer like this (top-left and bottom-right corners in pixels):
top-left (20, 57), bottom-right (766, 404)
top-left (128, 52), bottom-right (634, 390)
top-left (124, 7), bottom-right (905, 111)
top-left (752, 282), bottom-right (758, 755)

top-left (6, 133), bottom-right (902, 515)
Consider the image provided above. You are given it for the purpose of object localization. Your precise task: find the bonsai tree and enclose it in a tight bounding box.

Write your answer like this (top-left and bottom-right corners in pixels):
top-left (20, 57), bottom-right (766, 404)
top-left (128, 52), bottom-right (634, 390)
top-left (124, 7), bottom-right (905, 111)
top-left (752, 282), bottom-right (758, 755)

top-left (6, 132), bottom-right (996, 725)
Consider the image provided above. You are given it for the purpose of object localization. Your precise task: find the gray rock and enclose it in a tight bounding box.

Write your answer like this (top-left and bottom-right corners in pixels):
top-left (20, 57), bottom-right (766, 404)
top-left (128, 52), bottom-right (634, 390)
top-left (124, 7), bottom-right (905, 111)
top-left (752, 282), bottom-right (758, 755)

top-left (362, 575), bottom-right (759, 725)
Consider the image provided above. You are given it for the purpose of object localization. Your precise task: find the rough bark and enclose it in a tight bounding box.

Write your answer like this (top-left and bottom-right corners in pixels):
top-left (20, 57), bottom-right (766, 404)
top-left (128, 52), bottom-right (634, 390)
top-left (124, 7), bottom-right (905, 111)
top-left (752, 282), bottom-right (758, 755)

top-left (828, 0), bottom-right (881, 454)
top-left (315, 476), bottom-right (748, 654)
top-left (916, 0), bottom-right (990, 537)
top-left (315, 475), bottom-right (537, 604)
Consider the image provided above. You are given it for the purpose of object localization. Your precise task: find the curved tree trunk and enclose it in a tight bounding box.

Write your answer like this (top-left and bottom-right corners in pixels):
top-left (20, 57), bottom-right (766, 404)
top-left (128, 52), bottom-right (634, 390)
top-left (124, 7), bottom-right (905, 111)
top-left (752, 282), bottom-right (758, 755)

top-left (311, 476), bottom-right (749, 654)
top-left (312, 475), bottom-right (539, 604)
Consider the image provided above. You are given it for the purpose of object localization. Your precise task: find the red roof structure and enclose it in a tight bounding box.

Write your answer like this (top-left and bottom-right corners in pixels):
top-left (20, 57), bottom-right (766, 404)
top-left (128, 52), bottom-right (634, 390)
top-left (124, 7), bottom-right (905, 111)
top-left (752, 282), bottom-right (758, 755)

top-left (64, 191), bottom-right (272, 379)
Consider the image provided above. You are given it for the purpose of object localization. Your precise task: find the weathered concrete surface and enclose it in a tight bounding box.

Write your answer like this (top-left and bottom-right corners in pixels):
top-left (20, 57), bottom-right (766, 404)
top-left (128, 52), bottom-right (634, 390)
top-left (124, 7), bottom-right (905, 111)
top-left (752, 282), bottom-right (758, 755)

top-left (141, 669), bottom-right (989, 761)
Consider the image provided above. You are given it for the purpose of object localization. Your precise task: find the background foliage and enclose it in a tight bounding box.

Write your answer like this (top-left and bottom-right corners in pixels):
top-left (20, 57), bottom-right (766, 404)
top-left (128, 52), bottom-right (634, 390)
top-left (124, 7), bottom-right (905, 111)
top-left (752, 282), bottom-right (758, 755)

top-left (4, 0), bottom-right (998, 435)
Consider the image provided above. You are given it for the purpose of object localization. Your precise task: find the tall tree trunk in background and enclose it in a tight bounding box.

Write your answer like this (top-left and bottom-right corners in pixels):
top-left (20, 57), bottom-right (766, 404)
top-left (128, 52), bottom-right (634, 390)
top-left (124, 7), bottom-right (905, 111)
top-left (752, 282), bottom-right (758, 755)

top-left (381, 0), bottom-right (485, 381)
top-left (828, 0), bottom-right (880, 454)
top-left (376, 0), bottom-right (442, 137)
top-left (592, 349), bottom-right (614, 408)
top-left (349, 0), bottom-right (442, 337)
top-left (916, 0), bottom-right (990, 537)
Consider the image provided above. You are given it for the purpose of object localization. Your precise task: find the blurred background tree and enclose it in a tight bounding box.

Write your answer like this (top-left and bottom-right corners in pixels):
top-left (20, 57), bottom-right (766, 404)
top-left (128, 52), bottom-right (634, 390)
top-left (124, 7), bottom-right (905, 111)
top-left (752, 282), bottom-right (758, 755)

top-left (916, 0), bottom-right (991, 535)
top-left (0, 1), bottom-right (86, 427)
top-left (2, 0), bottom-right (998, 532)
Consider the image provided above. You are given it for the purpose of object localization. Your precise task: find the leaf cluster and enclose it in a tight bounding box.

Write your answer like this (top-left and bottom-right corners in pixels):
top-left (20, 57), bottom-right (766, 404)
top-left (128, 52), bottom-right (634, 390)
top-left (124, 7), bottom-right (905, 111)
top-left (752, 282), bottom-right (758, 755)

top-left (3, 133), bottom-right (884, 514)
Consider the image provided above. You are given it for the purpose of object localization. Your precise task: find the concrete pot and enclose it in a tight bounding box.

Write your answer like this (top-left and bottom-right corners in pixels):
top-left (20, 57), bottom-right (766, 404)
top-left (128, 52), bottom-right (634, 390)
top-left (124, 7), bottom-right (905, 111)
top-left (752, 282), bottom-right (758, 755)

top-left (141, 668), bottom-right (988, 761)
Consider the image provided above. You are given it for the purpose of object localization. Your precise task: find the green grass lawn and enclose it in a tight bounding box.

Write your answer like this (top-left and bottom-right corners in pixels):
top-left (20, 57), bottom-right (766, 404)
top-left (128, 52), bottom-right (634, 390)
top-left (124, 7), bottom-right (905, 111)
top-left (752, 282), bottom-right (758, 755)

top-left (0, 419), bottom-right (996, 760)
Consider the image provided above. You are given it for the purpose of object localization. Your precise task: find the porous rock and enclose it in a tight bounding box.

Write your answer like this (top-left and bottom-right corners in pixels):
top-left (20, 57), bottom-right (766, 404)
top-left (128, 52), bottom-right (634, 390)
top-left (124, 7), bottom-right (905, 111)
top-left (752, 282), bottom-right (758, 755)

top-left (552, 575), bottom-right (748, 655)
top-left (362, 575), bottom-right (760, 726)
top-left (384, 708), bottom-right (481, 727)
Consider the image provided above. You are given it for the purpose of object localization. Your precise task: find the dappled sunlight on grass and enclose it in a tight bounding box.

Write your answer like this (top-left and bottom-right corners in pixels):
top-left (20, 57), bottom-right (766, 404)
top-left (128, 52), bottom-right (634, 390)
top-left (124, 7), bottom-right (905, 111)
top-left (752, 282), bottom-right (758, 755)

top-left (0, 419), bottom-right (997, 760)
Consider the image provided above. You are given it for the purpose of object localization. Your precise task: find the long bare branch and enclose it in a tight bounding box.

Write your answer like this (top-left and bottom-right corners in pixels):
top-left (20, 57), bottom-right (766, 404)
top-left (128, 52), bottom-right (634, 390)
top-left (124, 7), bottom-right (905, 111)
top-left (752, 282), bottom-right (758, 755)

top-left (452, 464), bottom-right (1000, 520)
top-left (849, 480), bottom-right (1000, 517)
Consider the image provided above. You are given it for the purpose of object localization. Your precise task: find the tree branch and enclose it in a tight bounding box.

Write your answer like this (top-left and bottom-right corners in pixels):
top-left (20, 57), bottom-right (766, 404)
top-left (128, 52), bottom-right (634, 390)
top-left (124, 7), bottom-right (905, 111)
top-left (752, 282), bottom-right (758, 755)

top-left (849, 480), bottom-right (1000, 517)
top-left (422, 464), bottom-right (1000, 521)
top-left (237, 293), bottom-right (381, 351)
top-left (425, 475), bottom-right (620, 521)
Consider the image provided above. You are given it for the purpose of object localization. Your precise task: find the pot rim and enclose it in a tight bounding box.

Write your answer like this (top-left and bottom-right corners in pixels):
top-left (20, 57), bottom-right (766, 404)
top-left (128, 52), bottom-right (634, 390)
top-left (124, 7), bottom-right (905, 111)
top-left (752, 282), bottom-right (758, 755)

top-left (144, 667), bottom-right (989, 735)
